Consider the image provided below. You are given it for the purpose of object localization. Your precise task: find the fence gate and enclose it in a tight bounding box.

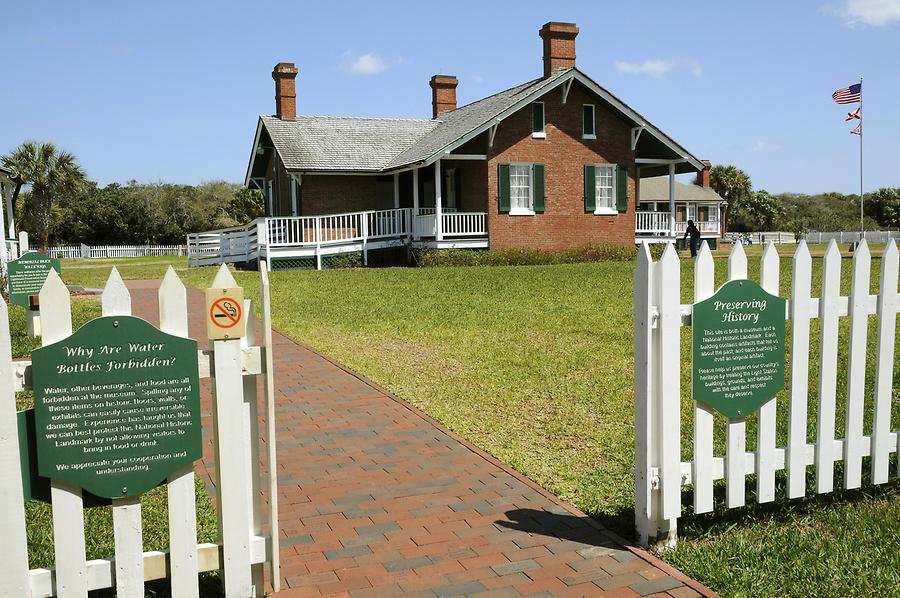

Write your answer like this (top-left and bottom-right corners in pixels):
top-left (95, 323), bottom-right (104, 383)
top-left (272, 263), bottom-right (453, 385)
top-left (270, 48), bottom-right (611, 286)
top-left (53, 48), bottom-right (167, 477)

top-left (634, 239), bottom-right (899, 548)
top-left (0, 262), bottom-right (280, 596)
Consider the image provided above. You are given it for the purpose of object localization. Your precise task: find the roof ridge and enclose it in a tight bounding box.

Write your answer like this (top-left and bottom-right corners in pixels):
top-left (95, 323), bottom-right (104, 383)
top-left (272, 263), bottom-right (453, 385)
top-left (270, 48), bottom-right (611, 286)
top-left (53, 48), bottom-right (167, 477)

top-left (261, 114), bottom-right (435, 123)
top-left (438, 70), bottom-right (571, 117)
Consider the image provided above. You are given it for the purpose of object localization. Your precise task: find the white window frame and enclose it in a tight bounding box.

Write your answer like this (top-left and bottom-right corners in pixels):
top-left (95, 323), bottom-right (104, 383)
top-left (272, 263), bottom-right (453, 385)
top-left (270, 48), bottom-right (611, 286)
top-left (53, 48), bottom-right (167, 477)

top-left (532, 102), bottom-right (546, 139)
top-left (508, 163), bottom-right (535, 215)
top-left (593, 164), bottom-right (617, 215)
top-left (582, 104), bottom-right (596, 139)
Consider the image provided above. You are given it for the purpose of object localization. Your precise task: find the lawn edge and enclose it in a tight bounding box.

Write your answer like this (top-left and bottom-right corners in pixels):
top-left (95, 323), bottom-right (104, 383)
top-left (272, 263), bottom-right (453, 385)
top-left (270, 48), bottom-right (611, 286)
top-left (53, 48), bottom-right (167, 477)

top-left (283, 326), bottom-right (720, 598)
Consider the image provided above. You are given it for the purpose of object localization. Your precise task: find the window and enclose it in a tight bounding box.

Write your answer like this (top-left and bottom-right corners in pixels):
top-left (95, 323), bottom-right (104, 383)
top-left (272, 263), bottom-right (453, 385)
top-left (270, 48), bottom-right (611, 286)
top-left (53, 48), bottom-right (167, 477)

top-left (532, 102), bottom-right (546, 138)
top-left (498, 163), bottom-right (545, 214)
top-left (595, 165), bottom-right (615, 212)
top-left (583, 104), bottom-right (596, 139)
top-left (509, 164), bottom-right (532, 213)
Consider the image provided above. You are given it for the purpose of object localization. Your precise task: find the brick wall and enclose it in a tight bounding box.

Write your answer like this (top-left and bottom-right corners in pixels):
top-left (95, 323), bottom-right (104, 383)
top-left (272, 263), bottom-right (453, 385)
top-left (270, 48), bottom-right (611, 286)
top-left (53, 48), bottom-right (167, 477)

top-left (486, 83), bottom-right (635, 250)
top-left (299, 175), bottom-right (377, 215)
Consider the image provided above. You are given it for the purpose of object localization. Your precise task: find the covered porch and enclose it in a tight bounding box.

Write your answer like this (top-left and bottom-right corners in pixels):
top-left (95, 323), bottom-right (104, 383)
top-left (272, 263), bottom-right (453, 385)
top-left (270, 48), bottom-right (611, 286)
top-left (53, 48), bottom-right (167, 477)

top-left (632, 159), bottom-right (723, 244)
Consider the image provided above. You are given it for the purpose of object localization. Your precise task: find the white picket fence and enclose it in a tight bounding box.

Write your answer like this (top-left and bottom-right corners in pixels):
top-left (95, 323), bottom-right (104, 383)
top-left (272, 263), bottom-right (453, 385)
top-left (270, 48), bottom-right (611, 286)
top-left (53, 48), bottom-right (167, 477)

top-left (0, 263), bottom-right (280, 596)
top-left (634, 239), bottom-right (899, 547)
top-left (46, 244), bottom-right (188, 259)
top-left (727, 230), bottom-right (900, 245)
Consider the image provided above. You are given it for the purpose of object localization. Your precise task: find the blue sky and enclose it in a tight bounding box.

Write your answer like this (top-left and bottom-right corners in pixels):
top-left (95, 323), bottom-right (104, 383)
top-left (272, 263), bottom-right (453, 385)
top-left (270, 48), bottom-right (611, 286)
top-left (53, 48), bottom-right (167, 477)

top-left (2, 0), bottom-right (898, 194)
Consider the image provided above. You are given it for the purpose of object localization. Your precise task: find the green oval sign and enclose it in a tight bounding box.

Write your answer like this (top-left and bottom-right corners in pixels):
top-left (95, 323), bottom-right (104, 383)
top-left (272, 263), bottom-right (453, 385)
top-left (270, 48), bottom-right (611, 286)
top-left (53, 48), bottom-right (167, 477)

top-left (691, 279), bottom-right (786, 419)
top-left (32, 316), bottom-right (201, 498)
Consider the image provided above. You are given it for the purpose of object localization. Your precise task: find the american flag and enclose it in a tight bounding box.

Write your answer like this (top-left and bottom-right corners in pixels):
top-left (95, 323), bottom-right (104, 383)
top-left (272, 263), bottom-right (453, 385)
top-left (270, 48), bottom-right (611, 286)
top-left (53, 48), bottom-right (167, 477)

top-left (832, 83), bottom-right (861, 104)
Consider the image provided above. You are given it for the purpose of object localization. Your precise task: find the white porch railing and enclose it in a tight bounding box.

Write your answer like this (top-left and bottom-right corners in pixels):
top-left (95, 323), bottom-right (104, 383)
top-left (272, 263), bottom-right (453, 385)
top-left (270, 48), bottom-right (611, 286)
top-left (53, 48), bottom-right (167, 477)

top-left (413, 211), bottom-right (487, 238)
top-left (675, 220), bottom-right (720, 234)
top-left (189, 207), bottom-right (488, 269)
top-left (635, 211), bottom-right (670, 234)
top-left (635, 211), bottom-right (720, 235)
top-left (187, 220), bottom-right (260, 266)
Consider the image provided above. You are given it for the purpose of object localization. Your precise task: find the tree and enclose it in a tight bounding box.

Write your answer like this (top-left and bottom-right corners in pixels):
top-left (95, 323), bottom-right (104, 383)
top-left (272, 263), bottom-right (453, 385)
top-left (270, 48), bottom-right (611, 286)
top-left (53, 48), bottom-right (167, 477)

top-left (2, 141), bottom-right (86, 249)
top-left (709, 165), bottom-right (752, 234)
top-left (865, 188), bottom-right (900, 229)
top-left (729, 189), bottom-right (783, 231)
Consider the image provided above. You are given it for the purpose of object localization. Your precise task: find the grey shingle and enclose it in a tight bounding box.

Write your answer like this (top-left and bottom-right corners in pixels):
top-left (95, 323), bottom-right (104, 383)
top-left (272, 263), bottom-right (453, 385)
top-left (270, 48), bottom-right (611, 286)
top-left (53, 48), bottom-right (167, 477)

top-left (261, 115), bottom-right (438, 172)
top-left (639, 177), bottom-right (725, 204)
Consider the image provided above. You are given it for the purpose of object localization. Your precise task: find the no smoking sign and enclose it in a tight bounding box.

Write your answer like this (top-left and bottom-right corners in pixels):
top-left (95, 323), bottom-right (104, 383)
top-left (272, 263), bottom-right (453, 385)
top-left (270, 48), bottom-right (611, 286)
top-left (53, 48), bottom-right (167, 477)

top-left (204, 287), bottom-right (246, 340)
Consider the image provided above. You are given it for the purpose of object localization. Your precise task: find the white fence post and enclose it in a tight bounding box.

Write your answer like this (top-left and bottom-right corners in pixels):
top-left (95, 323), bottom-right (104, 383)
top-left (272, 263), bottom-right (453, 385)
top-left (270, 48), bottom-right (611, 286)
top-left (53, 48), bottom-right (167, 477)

top-left (815, 242), bottom-right (841, 493)
top-left (209, 265), bottom-right (253, 596)
top-left (872, 240), bottom-right (899, 482)
top-left (692, 242), bottom-right (715, 514)
top-left (260, 260), bottom-right (280, 592)
top-left (101, 269), bottom-right (146, 598)
top-left (657, 244), bottom-right (681, 546)
top-left (843, 241), bottom-right (871, 489)
top-left (756, 242), bottom-right (780, 503)
top-left (0, 294), bottom-right (29, 595)
top-left (159, 266), bottom-right (200, 597)
top-left (40, 269), bottom-right (89, 597)
top-left (725, 243), bottom-right (748, 508)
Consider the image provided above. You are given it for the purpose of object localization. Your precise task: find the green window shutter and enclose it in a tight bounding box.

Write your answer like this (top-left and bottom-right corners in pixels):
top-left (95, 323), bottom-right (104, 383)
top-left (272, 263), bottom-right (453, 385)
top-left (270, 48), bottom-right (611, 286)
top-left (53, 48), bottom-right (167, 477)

top-left (532, 164), bottom-right (545, 212)
top-left (616, 164), bottom-right (628, 213)
top-left (532, 103), bottom-right (544, 133)
top-left (584, 165), bottom-right (596, 213)
top-left (498, 163), bottom-right (510, 213)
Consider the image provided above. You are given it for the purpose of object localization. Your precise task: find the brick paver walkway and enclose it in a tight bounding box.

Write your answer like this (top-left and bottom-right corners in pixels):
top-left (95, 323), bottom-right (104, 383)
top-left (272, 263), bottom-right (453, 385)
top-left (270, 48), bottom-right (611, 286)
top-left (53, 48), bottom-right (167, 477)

top-left (128, 280), bottom-right (714, 598)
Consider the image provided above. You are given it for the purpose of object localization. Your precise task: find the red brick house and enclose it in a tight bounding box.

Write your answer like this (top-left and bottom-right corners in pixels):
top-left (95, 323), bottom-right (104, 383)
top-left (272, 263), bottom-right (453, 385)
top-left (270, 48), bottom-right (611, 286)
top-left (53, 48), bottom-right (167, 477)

top-left (196, 22), bottom-right (721, 268)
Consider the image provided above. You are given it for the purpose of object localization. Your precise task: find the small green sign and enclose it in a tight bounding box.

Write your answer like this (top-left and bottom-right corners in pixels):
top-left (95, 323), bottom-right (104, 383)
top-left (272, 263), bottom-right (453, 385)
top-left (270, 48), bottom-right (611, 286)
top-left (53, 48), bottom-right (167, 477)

top-left (7, 251), bottom-right (61, 307)
top-left (692, 280), bottom-right (786, 419)
top-left (32, 316), bottom-right (201, 499)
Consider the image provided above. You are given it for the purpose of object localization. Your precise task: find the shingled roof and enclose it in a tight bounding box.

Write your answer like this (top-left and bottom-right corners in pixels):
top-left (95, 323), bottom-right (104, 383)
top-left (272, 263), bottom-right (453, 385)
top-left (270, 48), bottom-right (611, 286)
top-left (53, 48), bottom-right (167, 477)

top-left (250, 67), bottom-right (703, 179)
top-left (640, 177), bottom-right (724, 203)
top-left (260, 115), bottom-right (438, 172)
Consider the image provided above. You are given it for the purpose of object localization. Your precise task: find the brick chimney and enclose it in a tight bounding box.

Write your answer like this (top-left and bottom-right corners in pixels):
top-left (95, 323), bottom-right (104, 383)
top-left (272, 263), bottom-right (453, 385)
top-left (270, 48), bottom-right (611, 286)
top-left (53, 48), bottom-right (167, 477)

top-left (272, 62), bottom-right (298, 121)
top-left (430, 75), bottom-right (458, 118)
top-left (539, 22), bottom-right (579, 78)
top-left (696, 160), bottom-right (712, 188)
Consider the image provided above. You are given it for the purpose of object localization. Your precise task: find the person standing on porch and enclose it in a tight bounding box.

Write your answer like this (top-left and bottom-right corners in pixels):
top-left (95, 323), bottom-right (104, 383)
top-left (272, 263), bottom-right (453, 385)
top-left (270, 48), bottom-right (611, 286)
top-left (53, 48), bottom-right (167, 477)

top-left (683, 220), bottom-right (701, 257)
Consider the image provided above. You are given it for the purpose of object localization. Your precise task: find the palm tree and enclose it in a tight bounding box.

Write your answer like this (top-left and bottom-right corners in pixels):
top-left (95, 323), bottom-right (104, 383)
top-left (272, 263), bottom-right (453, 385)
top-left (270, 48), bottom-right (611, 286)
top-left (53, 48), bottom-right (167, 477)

top-left (709, 165), bottom-right (752, 236)
top-left (2, 141), bottom-right (86, 250)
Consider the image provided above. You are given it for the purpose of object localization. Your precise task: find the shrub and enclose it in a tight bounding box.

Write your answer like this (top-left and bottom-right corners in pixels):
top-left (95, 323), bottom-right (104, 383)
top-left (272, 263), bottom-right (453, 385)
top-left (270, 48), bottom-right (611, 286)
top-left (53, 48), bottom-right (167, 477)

top-left (416, 242), bottom-right (637, 268)
top-left (328, 251), bottom-right (362, 269)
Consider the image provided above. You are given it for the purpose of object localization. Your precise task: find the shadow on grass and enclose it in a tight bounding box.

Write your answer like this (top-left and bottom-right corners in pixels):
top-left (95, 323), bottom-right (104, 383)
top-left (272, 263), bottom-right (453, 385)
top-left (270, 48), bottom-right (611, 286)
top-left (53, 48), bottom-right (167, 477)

top-left (587, 459), bottom-right (900, 547)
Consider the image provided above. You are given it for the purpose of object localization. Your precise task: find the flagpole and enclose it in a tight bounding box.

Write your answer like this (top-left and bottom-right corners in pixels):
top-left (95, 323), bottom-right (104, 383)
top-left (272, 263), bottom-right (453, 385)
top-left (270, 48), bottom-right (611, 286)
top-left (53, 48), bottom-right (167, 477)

top-left (859, 76), bottom-right (864, 238)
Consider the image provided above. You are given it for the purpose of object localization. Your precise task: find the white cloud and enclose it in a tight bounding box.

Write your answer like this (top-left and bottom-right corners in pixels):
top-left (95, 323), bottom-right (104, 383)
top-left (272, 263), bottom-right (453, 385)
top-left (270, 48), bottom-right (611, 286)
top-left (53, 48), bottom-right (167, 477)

top-left (343, 51), bottom-right (390, 75)
top-left (614, 59), bottom-right (676, 79)
top-left (837, 0), bottom-right (900, 26)
top-left (751, 140), bottom-right (782, 153)
top-left (614, 58), bottom-right (702, 79)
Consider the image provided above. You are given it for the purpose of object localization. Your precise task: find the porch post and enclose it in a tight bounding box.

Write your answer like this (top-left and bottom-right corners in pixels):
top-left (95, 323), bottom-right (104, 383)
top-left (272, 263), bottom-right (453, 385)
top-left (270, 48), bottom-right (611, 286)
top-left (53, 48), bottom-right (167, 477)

top-left (435, 159), bottom-right (443, 241)
top-left (412, 168), bottom-right (420, 240)
top-left (393, 173), bottom-right (400, 210)
top-left (668, 163), bottom-right (676, 238)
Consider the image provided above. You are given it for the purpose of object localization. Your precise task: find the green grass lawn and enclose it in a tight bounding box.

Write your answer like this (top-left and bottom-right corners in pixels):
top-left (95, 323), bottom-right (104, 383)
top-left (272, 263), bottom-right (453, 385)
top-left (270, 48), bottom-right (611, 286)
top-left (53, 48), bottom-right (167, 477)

top-left (57, 249), bottom-right (900, 598)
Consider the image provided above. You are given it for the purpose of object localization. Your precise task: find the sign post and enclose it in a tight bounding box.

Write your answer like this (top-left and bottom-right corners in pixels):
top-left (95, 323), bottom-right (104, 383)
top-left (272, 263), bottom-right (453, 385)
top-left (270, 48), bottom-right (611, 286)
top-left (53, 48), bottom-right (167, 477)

top-left (692, 279), bottom-right (786, 418)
